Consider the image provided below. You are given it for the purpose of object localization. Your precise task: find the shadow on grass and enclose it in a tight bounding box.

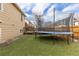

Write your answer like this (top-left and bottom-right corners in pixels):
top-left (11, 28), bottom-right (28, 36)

top-left (37, 35), bottom-right (67, 45)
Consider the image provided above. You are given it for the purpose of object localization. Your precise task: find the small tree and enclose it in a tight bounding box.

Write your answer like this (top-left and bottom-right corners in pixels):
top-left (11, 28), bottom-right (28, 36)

top-left (34, 14), bottom-right (44, 31)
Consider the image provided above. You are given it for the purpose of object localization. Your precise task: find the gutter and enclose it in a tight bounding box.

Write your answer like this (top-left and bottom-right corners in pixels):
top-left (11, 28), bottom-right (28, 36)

top-left (12, 3), bottom-right (26, 17)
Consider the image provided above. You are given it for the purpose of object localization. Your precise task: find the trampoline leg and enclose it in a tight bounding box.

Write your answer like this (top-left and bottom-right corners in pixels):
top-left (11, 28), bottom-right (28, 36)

top-left (67, 35), bottom-right (70, 44)
top-left (71, 34), bottom-right (74, 42)
top-left (34, 32), bottom-right (37, 40)
top-left (35, 34), bottom-right (37, 40)
top-left (67, 39), bottom-right (70, 44)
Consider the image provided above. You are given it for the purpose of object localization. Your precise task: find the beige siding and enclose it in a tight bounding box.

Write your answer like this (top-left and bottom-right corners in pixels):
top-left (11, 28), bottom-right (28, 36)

top-left (0, 3), bottom-right (25, 43)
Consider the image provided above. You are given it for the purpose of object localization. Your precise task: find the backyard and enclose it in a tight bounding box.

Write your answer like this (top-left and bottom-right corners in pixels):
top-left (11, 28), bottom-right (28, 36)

top-left (0, 35), bottom-right (79, 56)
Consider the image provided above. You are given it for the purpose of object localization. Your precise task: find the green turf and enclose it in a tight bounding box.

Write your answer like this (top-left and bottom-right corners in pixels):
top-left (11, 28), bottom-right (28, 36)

top-left (0, 35), bottom-right (79, 56)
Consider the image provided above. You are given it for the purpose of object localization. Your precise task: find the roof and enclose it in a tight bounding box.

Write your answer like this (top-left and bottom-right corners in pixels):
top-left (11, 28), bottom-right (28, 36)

top-left (25, 20), bottom-right (29, 24)
top-left (12, 3), bottom-right (26, 17)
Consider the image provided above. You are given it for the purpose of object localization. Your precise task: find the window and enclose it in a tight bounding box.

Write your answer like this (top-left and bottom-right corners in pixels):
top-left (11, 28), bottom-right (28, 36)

top-left (74, 22), bottom-right (79, 26)
top-left (21, 14), bottom-right (24, 22)
top-left (0, 4), bottom-right (1, 10)
top-left (0, 3), bottom-right (3, 11)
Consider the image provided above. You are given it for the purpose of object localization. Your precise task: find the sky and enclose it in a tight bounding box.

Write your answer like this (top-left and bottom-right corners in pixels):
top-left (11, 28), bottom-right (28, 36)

top-left (18, 3), bottom-right (79, 23)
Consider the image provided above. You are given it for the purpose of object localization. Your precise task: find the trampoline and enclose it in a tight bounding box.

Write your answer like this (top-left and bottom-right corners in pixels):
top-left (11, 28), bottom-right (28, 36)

top-left (34, 9), bottom-right (74, 44)
top-left (34, 31), bottom-right (73, 44)
top-left (35, 31), bottom-right (73, 35)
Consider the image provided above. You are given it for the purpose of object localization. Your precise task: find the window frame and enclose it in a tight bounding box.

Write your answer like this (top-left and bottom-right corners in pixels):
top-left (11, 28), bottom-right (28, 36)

top-left (0, 3), bottom-right (3, 12)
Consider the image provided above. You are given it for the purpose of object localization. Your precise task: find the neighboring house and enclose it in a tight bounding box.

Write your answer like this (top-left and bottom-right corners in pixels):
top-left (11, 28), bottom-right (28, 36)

top-left (25, 20), bottom-right (35, 31)
top-left (54, 13), bottom-right (79, 39)
top-left (0, 3), bottom-right (26, 44)
top-left (71, 13), bottom-right (79, 39)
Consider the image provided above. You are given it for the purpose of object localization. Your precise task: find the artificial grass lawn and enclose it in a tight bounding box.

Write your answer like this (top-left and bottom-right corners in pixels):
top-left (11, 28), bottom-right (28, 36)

top-left (0, 35), bottom-right (79, 56)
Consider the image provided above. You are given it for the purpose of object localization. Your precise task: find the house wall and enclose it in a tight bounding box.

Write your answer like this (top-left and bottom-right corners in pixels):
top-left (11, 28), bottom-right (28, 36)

top-left (70, 26), bottom-right (79, 39)
top-left (0, 3), bottom-right (25, 43)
